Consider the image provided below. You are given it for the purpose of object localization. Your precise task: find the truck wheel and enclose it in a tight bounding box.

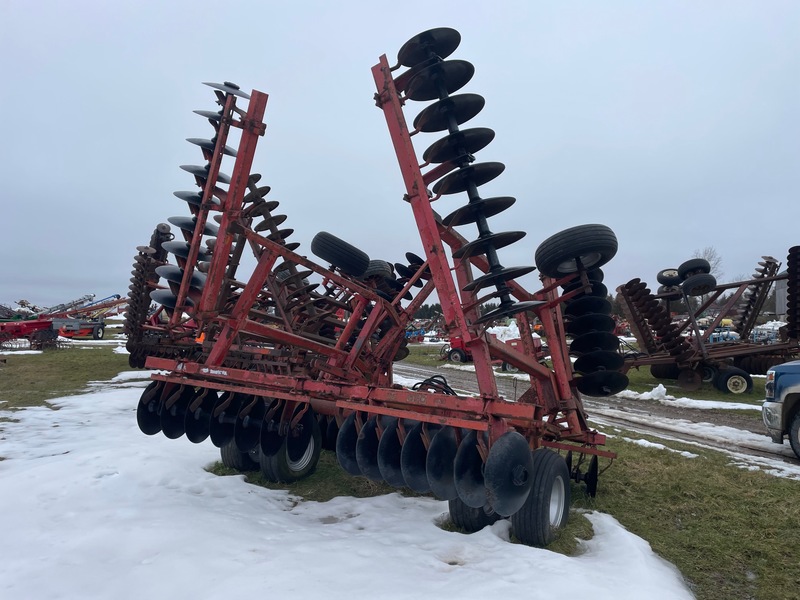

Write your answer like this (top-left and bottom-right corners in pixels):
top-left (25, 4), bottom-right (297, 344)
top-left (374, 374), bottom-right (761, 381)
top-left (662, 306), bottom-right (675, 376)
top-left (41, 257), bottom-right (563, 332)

top-left (510, 449), bottom-right (570, 547)
top-left (448, 497), bottom-right (502, 532)
top-left (656, 268), bottom-right (682, 286)
top-left (715, 367), bottom-right (753, 394)
top-left (682, 273), bottom-right (717, 297)
top-left (534, 224), bottom-right (618, 279)
top-left (677, 258), bottom-right (711, 280)
top-left (448, 348), bottom-right (468, 363)
top-left (310, 231), bottom-right (370, 277)
top-left (789, 410), bottom-right (800, 460)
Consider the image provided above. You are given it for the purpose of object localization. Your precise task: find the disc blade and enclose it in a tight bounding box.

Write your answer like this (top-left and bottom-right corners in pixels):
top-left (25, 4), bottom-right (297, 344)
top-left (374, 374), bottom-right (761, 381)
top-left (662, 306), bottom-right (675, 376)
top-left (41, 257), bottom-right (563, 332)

top-left (413, 93), bottom-right (486, 132)
top-left (186, 137), bottom-right (237, 157)
top-left (397, 27), bottom-right (461, 66)
top-left (563, 296), bottom-right (613, 317)
top-left (422, 127), bottom-right (495, 164)
top-left (377, 418), bottom-right (407, 488)
top-left (355, 416), bottom-right (383, 482)
top-left (405, 60), bottom-right (475, 101)
top-left (452, 231), bottom-right (526, 260)
top-left (209, 392), bottom-right (244, 448)
top-left (401, 422), bottom-right (439, 493)
top-left (565, 313), bottom-right (616, 336)
top-left (484, 431), bottom-right (534, 517)
top-left (573, 350), bottom-right (624, 375)
top-left (575, 370), bottom-right (629, 397)
top-left (453, 430), bottom-right (487, 508)
top-left (233, 396), bottom-right (265, 452)
top-left (155, 265), bottom-right (207, 289)
top-left (203, 81), bottom-right (250, 99)
top-left (180, 164), bottom-right (231, 184)
top-left (426, 427), bottom-right (459, 500)
top-left (335, 412), bottom-right (362, 476)
top-left (442, 196), bottom-right (516, 227)
top-left (432, 162), bottom-right (505, 196)
top-left (184, 388), bottom-right (218, 443)
top-left (569, 331), bottom-right (620, 354)
top-left (167, 215), bottom-right (220, 236)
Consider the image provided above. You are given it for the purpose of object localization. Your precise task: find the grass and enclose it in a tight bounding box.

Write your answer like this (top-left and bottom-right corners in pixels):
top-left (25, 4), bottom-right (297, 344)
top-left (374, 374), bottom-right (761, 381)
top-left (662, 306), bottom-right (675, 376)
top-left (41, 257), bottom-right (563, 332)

top-left (0, 327), bottom-right (129, 411)
top-left (2, 333), bottom-right (798, 599)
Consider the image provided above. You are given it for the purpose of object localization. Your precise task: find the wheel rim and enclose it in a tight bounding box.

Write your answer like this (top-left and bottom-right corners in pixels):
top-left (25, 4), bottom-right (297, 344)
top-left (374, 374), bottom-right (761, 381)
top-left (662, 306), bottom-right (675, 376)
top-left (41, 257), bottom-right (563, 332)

top-left (549, 475), bottom-right (566, 526)
top-left (726, 375), bottom-right (748, 394)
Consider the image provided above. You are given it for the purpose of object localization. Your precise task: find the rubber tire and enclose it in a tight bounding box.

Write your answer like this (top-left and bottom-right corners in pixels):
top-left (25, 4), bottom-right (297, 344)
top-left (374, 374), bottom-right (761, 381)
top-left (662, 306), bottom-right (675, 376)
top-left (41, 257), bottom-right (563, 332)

top-left (448, 497), bottom-right (502, 533)
top-left (682, 273), bottom-right (717, 297)
top-left (362, 259), bottom-right (393, 280)
top-left (789, 409), bottom-right (800, 460)
top-left (534, 224), bottom-right (618, 279)
top-left (700, 363), bottom-right (718, 383)
top-left (259, 413), bottom-right (322, 483)
top-left (650, 363), bottom-right (680, 380)
top-left (678, 258), bottom-right (711, 280)
top-left (715, 367), bottom-right (753, 394)
top-left (448, 348), bottom-right (468, 363)
top-left (310, 231), bottom-right (370, 277)
top-left (511, 449), bottom-right (570, 547)
top-left (656, 268), bottom-right (682, 286)
top-left (501, 361), bottom-right (519, 373)
top-left (92, 325), bottom-right (105, 340)
top-left (220, 440), bottom-right (260, 471)
top-left (657, 285), bottom-right (682, 300)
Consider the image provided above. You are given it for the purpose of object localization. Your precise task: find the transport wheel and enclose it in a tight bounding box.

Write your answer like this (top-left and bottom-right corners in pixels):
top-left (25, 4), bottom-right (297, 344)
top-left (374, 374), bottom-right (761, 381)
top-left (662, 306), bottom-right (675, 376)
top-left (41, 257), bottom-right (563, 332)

top-left (361, 259), bottom-right (393, 280)
top-left (682, 273), bottom-right (717, 297)
top-left (260, 409), bottom-right (322, 483)
top-left (220, 440), bottom-right (260, 471)
top-left (534, 224), bottom-right (618, 279)
top-left (656, 268), bottom-right (681, 286)
top-left (92, 325), bottom-right (105, 340)
top-left (677, 258), bottom-right (711, 280)
top-left (715, 367), bottom-right (753, 394)
top-left (448, 348), bottom-right (468, 363)
top-left (699, 363), bottom-right (717, 383)
top-left (310, 231), bottom-right (370, 277)
top-left (500, 361), bottom-right (519, 373)
top-left (511, 449), bottom-right (570, 547)
top-left (448, 497), bottom-right (502, 532)
top-left (789, 409), bottom-right (800, 460)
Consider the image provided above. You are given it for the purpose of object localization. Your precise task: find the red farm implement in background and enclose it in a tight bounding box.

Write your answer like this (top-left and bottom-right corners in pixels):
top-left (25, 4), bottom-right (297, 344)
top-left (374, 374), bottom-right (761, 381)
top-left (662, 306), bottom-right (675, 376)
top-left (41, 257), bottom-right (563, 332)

top-left (1, 294), bottom-right (126, 348)
top-left (125, 28), bottom-right (629, 547)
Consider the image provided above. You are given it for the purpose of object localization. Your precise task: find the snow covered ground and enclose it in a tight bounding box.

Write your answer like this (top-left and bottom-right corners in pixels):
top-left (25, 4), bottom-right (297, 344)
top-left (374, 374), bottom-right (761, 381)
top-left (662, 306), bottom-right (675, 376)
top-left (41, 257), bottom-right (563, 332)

top-left (0, 361), bottom-right (696, 599)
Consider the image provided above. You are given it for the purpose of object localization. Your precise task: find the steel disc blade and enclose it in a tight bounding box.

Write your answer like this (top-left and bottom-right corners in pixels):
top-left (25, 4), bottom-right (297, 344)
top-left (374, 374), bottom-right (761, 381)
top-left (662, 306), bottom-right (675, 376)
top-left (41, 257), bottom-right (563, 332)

top-left (484, 431), bottom-right (534, 517)
top-left (336, 412), bottom-right (362, 476)
top-left (413, 93), bottom-right (486, 133)
top-left (193, 109), bottom-right (222, 122)
top-left (355, 416), bottom-right (383, 482)
top-left (161, 241), bottom-right (212, 262)
top-left (565, 313), bottom-right (616, 336)
top-left (426, 427), bottom-right (459, 500)
top-left (575, 370), bottom-right (629, 397)
top-left (184, 388), bottom-right (218, 443)
top-left (155, 265), bottom-right (207, 290)
top-left (432, 162), bottom-right (505, 196)
top-left (180, 164), bottom-right (231, 184)
top-left (167, 215), bottom-right (220, 236)
top-left (160, 385), bottom-right (193, 440)
top-left (377, 418), bottom-right (406, 488)
top-left (405, 252), bottom-right (426, 267)
top-left (462, 266), bottom-right (536, 292)
top-left (452, 231), bottom-right (526, 260)
top-left (234, 396), bottom-right (265, 452)
top-left (570, 331), bottom-right (620, 354)
top-left (136, 382), bottom-right (163, 436)
top-left (475, 300), bottom-right (545, 325)
top-left (254, 214), bottom-right (288, 232)
top-left (260, 417), bottom-right (283, 458)
top-left (173, 190), bottom-right (220, 207)
top-left (186, 137), bottom-right (237, 157)
top-left (574, 350), bottom-right (625, 375)
top-left (209, 392), bottom-right (244, 448)
top-left (405, 60), bottom-right (475, 101)
top-left (203, 81), bottom-right (250, 99)
top-left (563, 280), bottom-right (608, 298)
top-left (422, 128), bottom-right (495, 164)
top-left (149, 289), bottom-right (194, 309)
top-left (563, 296), bottom-right (612, 317)
top-left (442, 196), bottom-right (516, 227)
top-left (401, 422), bottom-right (439, 493)
top-left (397, 27), bottom-right (461, 66)
top-left (453, 430), bottom-right (487, 509)
top-left (326, 417), bottom-right (340, 451)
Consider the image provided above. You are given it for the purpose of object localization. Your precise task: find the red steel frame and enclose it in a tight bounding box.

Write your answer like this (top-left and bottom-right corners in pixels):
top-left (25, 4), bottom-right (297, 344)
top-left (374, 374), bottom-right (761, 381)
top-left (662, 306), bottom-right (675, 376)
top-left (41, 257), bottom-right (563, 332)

top-left (141, 62), bottom-right (614, 459)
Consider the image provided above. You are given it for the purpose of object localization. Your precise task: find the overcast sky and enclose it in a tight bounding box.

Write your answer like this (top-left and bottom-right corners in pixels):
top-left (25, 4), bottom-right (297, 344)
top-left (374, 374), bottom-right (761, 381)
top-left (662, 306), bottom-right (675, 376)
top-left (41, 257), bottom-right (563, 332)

top-left (1, 1), bottom-right (798, 308)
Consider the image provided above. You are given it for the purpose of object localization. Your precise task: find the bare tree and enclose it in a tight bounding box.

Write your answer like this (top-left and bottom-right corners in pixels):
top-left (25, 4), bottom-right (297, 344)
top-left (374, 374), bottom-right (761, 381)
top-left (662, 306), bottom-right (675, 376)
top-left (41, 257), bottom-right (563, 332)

top-left (692, 246), bottom-right (724, 281)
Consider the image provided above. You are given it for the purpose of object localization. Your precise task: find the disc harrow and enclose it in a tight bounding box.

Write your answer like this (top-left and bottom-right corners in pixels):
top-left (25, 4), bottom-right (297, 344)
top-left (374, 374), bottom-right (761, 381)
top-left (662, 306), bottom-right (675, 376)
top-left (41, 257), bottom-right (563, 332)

top-left (127, 29), bottom-right (630, 547)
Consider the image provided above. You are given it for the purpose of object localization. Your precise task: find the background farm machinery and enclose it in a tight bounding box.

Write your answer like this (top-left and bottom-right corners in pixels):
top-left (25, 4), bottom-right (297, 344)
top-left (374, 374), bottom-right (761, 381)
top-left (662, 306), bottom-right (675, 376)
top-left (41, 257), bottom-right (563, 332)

top-left (0, 294), bottom-right (125, 348)
top-left (125, 28), bottom-right (632, 546)
top-left (617, 252), bottom-right (800, 393)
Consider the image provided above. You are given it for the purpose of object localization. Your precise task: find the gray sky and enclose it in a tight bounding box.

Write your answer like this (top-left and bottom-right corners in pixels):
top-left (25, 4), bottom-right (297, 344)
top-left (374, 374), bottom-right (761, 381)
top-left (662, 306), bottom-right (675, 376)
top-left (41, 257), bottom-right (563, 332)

top-left (1, 1), bottom-right (798, 308)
